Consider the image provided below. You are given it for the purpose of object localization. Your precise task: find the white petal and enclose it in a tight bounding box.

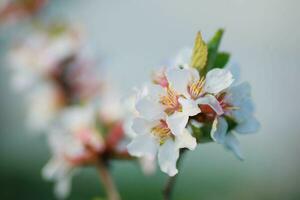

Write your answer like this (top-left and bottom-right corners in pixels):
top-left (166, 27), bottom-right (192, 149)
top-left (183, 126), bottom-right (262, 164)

top-left (204, 68), bottom-right (234, 94)
top-left (210, 117), bottom-right (228, 143)
top-left (235, 115), bottom-right (260, 134)
top-left (158, 139), bottom-right (179, 176)
top-left (42, 159), bottom-right (61, 180)
top-left (175, 129), bottom-right (197, 150)
top-left (166, 112), bottom-right (189, 136)
top-left (54, 175), bottom-right (72, 199)
top-left (127, 134), bottom-right (158, 158)
top-left (166, 68), bottom-right (190, 96)
top-left (196, 94), bottom-right (224, 115)
top-left (224, 133), bottom-right (244, 160)
top-left (135, 97), bottom-right (164, 120)
top-left (139, 156), bottom-right (157, 175)
top-left (227, 62), bottom-right (241, 81)
top-left (178, 97), bottom-right (201, 116)
top-left (147, 84), bottom-right (165, 98)
top-left (173, 47), bottom-right (192, 68)
top-left (132, 117), bottom-right (153, 135)
top-left (229, 82), bottom-right (251, 103)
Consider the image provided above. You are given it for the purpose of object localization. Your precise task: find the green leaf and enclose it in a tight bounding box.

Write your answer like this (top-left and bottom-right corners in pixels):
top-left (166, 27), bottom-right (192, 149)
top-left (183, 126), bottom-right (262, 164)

top-left (191, 123), bottom-right (213, 144)
top-left (224, 116), bottom-right (238, 132)
top-left (205, 29), bottom-right (224, 72)
top-left (190, 32), bottom-right (208, 71)
top-left (214, 52), bottom-right (230, 68)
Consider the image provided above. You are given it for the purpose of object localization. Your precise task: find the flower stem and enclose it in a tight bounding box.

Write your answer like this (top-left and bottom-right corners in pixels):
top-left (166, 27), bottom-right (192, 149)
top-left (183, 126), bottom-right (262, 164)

top-left (97, 160), bottom-right (121, 200)
top-left (162, 150), bottom-right (186, 200)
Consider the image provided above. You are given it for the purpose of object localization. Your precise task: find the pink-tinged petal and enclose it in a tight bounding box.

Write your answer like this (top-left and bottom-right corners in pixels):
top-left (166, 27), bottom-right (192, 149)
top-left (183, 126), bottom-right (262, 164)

top-left (204, 68), bottom-right (234, 94)
top-left (127, 134), bottom-right (158, 158)
top-left (175, 129), bottom-right (197, 150)
top-left (196, 94), bottom-right (224, 115)
top-left (158, 139), bottom-right (179, 176)
top-left (166, 112), bottom-right (189, 136)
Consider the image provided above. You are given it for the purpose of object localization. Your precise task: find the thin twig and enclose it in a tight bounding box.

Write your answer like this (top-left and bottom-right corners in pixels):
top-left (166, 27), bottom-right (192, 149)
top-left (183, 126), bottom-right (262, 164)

top-left (162, 150), bottom-right (186, 200)
top-left (97, 160), bottom-right (121, 200)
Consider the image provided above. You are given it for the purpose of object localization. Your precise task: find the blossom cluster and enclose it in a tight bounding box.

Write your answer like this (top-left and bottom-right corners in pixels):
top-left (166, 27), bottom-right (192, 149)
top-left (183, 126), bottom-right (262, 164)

top-left (127, 31), bottom-right (260, 176)
top-left (5, 13), bottom-right (260, 198)
top-left (7, 23), bottom-right (146, 199)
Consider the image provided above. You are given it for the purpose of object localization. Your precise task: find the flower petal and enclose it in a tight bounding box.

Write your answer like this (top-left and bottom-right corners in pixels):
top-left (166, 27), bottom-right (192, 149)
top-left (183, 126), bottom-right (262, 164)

top-left (135, 96), bottom-right (164, 120)
top-left (178, 97), bottom-right (201, 116)
top-left (158, 139), bottom-right (179, 176)
top-left (127, 134), bottom-right (158, 158)
top-left (166, 68), bottom-right (190, 96)
top-left (224, 132), bottom-right (244, 160)
top-left (210, 117), bottom-right (228, 143)
top-left (166, 112), bottom-right (189, 136)
top-left (204, 68), bottom-right (234, 94)
top-left (132, 117), bottom-right (154, 135)
top-left (175, 128), bottom-right (197, 150)
top-left (139, 156), bottom-right (156, 175)
top-left (54, 175), bottom-right (72, 199)
top-left (173, 47), bottom-right (192, 69)
top-left (235, 115), bottom-right (260, 134)
top-left (196, 94), bottom-right (224, 115)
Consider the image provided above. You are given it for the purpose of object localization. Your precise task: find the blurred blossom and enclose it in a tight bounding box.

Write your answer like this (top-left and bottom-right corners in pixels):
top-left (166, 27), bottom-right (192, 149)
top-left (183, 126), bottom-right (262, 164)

top-left (8, 24), bottom-right (83, 92)
top-left (43, 100), bottom-right (131, 198)
top-left (27, 82), bottom-right (65, 132)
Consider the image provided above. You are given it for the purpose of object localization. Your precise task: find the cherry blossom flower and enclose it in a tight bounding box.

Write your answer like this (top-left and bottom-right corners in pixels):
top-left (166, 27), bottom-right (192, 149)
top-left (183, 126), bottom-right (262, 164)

top-left (127, 85), bottom-right (197, 176)
top-left (8, 24), bottom-right (82, 91)
top-left (210, 82), bottom-right (260, 159)
top-left (43, 106), bottom-right (105, 198)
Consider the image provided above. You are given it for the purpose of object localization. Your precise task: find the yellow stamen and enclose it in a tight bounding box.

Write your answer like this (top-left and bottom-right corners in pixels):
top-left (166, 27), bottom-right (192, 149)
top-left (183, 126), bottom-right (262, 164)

top-left (188, 77), bottom-right (205, 99)
top-left (160, 87), bottom-right (182, 115)
top-left (151, 121), bottom-right (172, 144)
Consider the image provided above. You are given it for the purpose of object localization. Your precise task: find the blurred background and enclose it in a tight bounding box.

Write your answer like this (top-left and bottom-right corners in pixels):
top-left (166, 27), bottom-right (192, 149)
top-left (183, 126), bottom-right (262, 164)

top-left (0, 0), bottom-right (299, 199)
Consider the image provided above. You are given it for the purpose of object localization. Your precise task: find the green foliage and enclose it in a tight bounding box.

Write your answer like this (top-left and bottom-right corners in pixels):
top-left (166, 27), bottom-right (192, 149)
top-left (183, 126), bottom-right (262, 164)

top-left (214, 52), bottom-right (230, 69)
top-left (224, 116), bottom-right (238, 132)
top-left (191, 123), bottom-right (213, 144)
top-left (204, 29), bottom-right (231, 73)
top-left (92, 197), bottom-right (106, 200)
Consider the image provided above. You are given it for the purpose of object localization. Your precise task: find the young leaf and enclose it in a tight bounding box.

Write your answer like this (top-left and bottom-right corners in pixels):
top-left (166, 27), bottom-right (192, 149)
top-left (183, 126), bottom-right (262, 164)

top-left (214, 52), bottom-right (230, 68)
top-left (205, 29), bottom-right (224, 72)
top-left (190, 31), bottom-right (208, 71)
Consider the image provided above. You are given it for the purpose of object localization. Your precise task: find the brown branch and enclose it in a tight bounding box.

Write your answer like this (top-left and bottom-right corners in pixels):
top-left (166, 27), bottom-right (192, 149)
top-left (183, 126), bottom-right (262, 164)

top-left (97, 160), bottom-right (121, 200)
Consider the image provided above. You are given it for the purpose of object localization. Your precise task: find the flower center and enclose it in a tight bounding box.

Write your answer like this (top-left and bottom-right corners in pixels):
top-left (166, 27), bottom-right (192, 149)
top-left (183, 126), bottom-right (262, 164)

top-left (217, 92), bottom-right (239, 112)
top-left (160, 87), bottom-right (182, 115)
top-left (151, 120), bottom-right (172, 144)
top-left (188, 77), bottom-right (205, 99)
